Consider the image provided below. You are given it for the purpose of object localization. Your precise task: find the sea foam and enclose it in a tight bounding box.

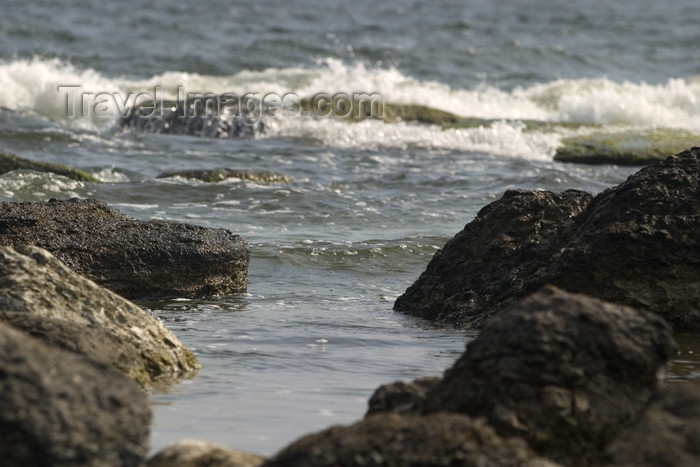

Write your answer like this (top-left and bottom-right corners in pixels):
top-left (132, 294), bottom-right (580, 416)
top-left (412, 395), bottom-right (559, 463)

top-left (1, 57), bottom-right (698, 159)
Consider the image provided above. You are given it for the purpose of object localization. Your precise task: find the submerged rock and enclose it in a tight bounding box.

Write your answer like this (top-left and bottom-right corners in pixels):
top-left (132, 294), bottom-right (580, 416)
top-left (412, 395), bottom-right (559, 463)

top-left (0, 198), bottom-right (249, 299)
top-left (555, 128), bottom-right (700, 165)
top-left (157, 168), bottom-right (293, 184)
top-left (602, 380), bottom-right (700, 466)
top-left (147, 440), bottom-right (264, 467)
top-left (0, 321), bottom-right (150, 466)
top-left (395, 148), bottom-right (700, 330)
top-left (120, 95), bottom-right (264, 138)
top-left (297, 96), bottom-right (461, 125)
top-left (263, 413), bottom-right (559, 467)
top-left (0, 245), bottom-right (200, 388)
top-left (0, 149), bottom-right (98, 182)
top-left (376, 286), bottom-right (676, 465)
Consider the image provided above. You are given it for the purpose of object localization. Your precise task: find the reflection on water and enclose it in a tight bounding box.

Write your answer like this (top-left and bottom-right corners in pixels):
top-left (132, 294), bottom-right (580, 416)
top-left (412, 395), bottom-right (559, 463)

top-left (668, 333), bottom-right (700, 382)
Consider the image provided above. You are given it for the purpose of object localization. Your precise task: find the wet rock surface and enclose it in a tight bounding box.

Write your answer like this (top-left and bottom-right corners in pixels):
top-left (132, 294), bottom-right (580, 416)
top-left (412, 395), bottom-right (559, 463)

top-left (0, 197), bottom-right (249, 299)
top-left (0, 245), bottom-right (200, 388)
top-left (147, 440), bottom-right (265, 467)
top-left (263, 413), bottom-right (560, 467)
top-left (0, 321), bottom-right (150, 467)
top-left (376, 286), bottom-right (676, 465)
top-left (157, 168), bottom-right (293, 184)
top-left (395, 148), bottom-right (700, 330)
top-left (120, 95), bottom-right (264, 138)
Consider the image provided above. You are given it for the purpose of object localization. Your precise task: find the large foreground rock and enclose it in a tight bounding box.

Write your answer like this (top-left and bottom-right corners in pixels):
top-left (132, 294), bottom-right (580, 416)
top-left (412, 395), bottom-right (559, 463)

top-left (0, 198), bottom-right (249, 299)
top-left (263, 413), bottom-right (559, 467)
top-left (395, 148), bottom-right (700, 330)
top-left (602, 380), bottom-right (700, 466)
top-left (0, 322), bottom-right (150, 466)
top-left (376, 286), bottom-right (676, 465)
top-left (148, 440), bottom-right (264, 467)
top-left (0, 245), bottom-right (199, 388)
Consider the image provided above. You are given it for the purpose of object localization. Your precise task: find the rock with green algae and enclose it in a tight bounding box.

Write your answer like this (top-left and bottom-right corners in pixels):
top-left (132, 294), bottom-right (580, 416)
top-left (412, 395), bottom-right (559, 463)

top-left (0, 149), bottom-right (98, 182)
top-left (157, 168), bottom-right (293, 184)
top-left (0, 245), bottom-right (200, 389)
top-left (554, 128), bottom-right (700, 165)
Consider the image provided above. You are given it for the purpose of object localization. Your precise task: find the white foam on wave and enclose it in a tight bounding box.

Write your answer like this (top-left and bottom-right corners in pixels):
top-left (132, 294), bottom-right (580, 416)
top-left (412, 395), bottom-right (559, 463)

top-left (1, 57), bottom-right (699, 157)
top-left (264, 116), bottom-right (561, 160)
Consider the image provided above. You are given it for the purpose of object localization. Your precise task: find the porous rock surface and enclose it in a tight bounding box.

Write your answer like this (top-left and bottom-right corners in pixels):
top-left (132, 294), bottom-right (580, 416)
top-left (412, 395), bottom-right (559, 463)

top-left (0, 322), bottom-right (150, 467)
top-left (0, 245), bottom-right (199, 388)
top-left (376, 286), bottom-right (676, 465)
top-left (0, 197), bottom-right (249, 299)
top-left (263, 413), bottom-right (560, 467)
top-left (395, 148), bottom-right (700, 330)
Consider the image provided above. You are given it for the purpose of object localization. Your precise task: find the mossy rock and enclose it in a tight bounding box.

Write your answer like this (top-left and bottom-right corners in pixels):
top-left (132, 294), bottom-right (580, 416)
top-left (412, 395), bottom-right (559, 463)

top-left (298, 97), bottom-right (461, 125)
top-left (555, 129), bottom-right (700, 165)
top-left (0, 150), bottom-right (98, 182)
top-left (157, 168), bottom-right (293, 184)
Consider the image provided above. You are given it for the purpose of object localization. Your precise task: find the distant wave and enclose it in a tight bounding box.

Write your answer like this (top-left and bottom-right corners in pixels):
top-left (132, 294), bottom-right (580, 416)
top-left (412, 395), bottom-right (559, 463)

top-left (1, 56), bottom-right (699, 159)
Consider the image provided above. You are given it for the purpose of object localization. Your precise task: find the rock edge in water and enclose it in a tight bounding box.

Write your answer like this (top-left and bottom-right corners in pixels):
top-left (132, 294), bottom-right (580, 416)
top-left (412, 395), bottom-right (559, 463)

top-left (395, 147), bottom-right (700, 330)
top-left (157, 168), bottom-right (293, 184)
top-left (554, 128), bottom-right (700, 165)
top-left (0, 198), bottom-right (249, 299)
top-left (0, 149), bottom-right (98, 182)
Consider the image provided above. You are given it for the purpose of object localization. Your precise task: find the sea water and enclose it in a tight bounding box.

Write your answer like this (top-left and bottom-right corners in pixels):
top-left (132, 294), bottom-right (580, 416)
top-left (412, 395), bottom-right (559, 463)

top-left (1, 0), bottom-right (699, 456)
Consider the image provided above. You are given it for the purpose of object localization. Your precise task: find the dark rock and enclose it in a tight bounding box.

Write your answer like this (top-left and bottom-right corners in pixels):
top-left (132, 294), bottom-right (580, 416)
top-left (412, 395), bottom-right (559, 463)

top-left (0, 149), bottom-right (98, 182)
top-left (366, 377), bottom-right (440, 417)
top-left (263, 413), bottom-right (560, 467)
top-left (147, 440), bottom-right (264, 467)
top-left (157, 168), bottom-right (293, 184)
top-left (0, 245), bottom-right (200, 388)
top-left (411, 286), bottom-right (676, 465)
top-left (601, 380), bottom-right (700, 467)
top-left (0, 321), bottom-right (150, 466)
top-left (120, 95), bottom-right (264, 138)
top-left (0, 198), bottom-right (249, 299)
top-left (395, 148), bottom-right (700, 330)
top-left (395, 189), bottom-right (592, 328)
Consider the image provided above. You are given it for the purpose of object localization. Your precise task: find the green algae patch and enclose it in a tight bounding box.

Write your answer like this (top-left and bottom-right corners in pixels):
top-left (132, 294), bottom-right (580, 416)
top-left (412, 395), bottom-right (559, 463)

top-left (157, 168), bottom-right (294, 184)
top-left (382, 103), bottom-right (460, 125)
top-left (0, 150), bottom-right (99, 182)
top-left (298, 97), bottom-right (461, 125)
top-left (555, 128), bottom-right (700, 165)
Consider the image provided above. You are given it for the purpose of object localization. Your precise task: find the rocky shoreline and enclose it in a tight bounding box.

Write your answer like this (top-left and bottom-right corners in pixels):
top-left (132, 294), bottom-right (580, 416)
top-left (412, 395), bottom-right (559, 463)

top-left (0, 149), bottom-right (698, 465)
